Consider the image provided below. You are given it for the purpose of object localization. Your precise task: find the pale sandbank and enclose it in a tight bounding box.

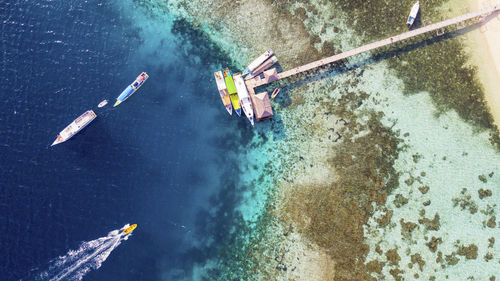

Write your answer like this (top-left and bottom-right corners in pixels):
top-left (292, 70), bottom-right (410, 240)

top-left (464, 0), bottom-right (500, 128)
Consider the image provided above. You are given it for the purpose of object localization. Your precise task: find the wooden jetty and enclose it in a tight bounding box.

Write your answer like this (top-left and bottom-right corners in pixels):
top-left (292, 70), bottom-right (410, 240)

top-left (245, 5), bottom-right (500, 94)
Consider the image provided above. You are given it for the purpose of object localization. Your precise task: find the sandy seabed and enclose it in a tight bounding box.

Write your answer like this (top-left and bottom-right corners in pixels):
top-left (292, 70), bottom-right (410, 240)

top-left (465, 0), bottom-right (500, 127)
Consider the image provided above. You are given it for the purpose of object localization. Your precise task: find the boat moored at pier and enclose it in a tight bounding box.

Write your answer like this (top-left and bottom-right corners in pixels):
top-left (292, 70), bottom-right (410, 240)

top-left (223, 68), bottom-right (242, 116)
top-left (114, 72), bottom-right (149, 107)
top-left (245, 55), bottom-right (278, 80)
top-left (233, 74), bottom-right (255, 126)
top-left (407, 1), bottom-right (420, 28)
top-left (214, 71), bottom-right (233, 115)
top-left (242, 50), bottom-right (273, 77)
top-left (51, 110), bottom-right (97, 146)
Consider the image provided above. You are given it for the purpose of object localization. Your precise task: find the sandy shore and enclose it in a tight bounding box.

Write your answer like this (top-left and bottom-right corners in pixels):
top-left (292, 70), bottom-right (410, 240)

top-left (464, 0), bottom-right (500, 127)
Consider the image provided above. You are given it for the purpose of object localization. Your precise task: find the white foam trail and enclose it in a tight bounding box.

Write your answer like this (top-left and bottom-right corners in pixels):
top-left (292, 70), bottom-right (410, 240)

top-left (35, 225), bottom-right (131, 281)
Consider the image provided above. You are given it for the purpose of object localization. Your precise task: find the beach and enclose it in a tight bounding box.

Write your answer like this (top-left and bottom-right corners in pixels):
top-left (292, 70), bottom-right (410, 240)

top-left (465, 0), bottom-right (500, 127)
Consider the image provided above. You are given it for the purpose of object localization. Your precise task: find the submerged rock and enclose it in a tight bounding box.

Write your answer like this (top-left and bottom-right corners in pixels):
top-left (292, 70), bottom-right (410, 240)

top-left (484, 252), bottom-right (493, 261)
top-left (479, 174), bottom-right (488, 183)
top-left (457, 244), bottom-right (478, 259)
top-left (418, 185), bottom-right (430, 194)
top-left (488, 237), bottom-right (495, 248)
top-left (418, 213), bottom-right (441, 231)
top-left (487, 216), bottom-right (496, 228)
top-left (400, 219), bottom-right (418, 239)
top-left (385, 248), bottom-right (401, 266)
top-left (426, 236), bottom-right (442, 253)
top-left (389, 268), bottom-right (403, 281)
top-left (409, 253), bottom-right (425, 271)
top-left (479, 188), bottom-right (492, 199)
top-left (366, 260), bottom-right (384, 273)
top-left (377, 210), bottom-right (393, 227)
top-left (445, 253), bottom-right (460, 265)
top-left (393, 194), bottom-right (409, 208)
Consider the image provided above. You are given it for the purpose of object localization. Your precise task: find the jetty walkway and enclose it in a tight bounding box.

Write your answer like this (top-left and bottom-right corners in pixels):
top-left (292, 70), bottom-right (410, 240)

top-left (245, 5), bottom-right (500, 93)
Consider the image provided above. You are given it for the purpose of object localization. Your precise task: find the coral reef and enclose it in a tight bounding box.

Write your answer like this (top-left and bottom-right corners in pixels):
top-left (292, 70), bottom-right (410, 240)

top-left (457, 244), bottom-right (478, 259)
top-left (479, 188), bottom-right (493, 199)
top-left (426, 236), bottom-right (443, 253)
top-left (332, 0), bottom-right (500, 148)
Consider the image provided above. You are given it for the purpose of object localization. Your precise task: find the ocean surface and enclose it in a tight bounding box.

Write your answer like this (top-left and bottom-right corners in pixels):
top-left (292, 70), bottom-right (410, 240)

top-left (0, 1), bottom-right (251, 280)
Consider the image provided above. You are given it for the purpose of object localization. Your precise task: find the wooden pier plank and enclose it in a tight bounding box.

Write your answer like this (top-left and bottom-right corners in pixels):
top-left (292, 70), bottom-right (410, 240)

top-left (272, 5), bottom-right (500, 81)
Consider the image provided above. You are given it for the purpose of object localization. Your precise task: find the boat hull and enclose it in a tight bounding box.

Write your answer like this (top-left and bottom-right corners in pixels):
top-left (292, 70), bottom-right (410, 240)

top-left (233, 74), bottom-right (255, 126)
top-left (214, 71), bottom-right (233, 115)
top-left (123, 224), bottom-right (137, 235)
top-left (241, 101), bottom-right (254, 126)
top-left (407, 1), bottom-right (420, 27)
top-left (246, 56), bottom-right (278, 80)
top-left (242, 49), bottom-right (273, 76)
top-left (114, 72), bottom-right (149, 107)
top-left (219, 91), bottom-right (233, 115)
top-left (223, 68), bottom-right (241, 116)
top-left (229, 93), bottom-right (242, 116)
top-left (52, 110), bottom-right (97, 146)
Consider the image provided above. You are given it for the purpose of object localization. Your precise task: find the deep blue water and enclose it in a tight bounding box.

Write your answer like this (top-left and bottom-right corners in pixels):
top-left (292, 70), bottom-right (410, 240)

top-left (0, 1), bottom-right (249, 280)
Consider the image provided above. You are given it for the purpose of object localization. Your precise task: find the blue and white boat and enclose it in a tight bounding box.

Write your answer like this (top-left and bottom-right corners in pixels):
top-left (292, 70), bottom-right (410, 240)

top-left (407, 1), bottom-right (420, 28)
top-left (114, 72), bottom-right (149, 107)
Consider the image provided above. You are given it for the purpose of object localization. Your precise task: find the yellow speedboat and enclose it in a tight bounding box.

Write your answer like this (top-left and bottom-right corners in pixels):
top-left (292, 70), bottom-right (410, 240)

top-left (123, 224), bottom-right (137, 235)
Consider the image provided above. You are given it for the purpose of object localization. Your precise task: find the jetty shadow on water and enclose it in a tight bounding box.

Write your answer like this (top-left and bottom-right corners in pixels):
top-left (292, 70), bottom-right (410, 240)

top-left (263, 15), bottom-right (498, 96)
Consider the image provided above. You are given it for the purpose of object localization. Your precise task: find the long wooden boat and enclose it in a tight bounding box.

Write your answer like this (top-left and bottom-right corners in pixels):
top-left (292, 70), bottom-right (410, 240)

top-left (245, 56), bottom-right (278, 80)
top-left (242, 50), bottom-right (273, 76)
top-left (114, 72), bottom-right (149, 107)
top-left (51, 110), bottom-right (97, 146)
top-left (223, 68), bottom-right (241, 116)
top-left (233, 73), bottom-right (255, 126)
top-left (214, 71), bottom-right (233, 115)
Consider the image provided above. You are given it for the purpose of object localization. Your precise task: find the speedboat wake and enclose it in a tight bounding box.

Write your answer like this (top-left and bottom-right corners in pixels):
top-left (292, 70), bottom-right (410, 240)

top-left (34, 224), bottom-right (133, 281)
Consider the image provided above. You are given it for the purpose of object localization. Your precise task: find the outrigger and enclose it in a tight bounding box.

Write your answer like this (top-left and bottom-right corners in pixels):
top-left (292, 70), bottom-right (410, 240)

top-left (114, 72), bottom-right (149, 107)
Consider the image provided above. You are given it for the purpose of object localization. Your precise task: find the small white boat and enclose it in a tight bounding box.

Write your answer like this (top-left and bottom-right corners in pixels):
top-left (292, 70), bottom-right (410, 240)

top-left (51, 110), bottom-right (97, 146)
top-left (242, 50), bottom-right (273, 76)
top-left (407, 1), bottom-right (420, 28)
top-left (98, 100), bottom-right (108, 108)
top-left (233, 74), bottom-right (255, 126)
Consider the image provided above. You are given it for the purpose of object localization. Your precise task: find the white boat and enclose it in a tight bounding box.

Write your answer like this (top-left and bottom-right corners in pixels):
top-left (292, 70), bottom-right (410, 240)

top-left (233, 74), bottom-right (255, 126)
top-left (245, 56), bottom-right (278, 80)
top-left (214, 70), bottom-right (233, 115)
top-left (407, 1), bottom-right (420, 28)
top-left (98, 100), bottom-right (108, 108)
top-left (51, 110), bottom-right (97, 146)
top-left (242, 50), bottom-right (273, 76)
